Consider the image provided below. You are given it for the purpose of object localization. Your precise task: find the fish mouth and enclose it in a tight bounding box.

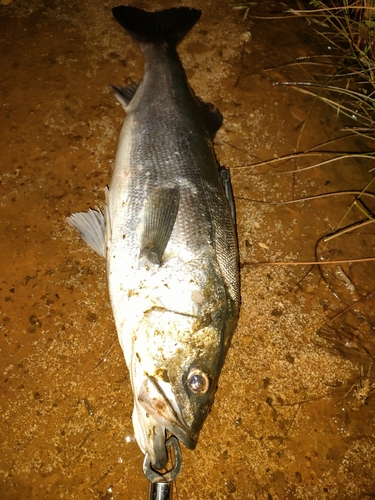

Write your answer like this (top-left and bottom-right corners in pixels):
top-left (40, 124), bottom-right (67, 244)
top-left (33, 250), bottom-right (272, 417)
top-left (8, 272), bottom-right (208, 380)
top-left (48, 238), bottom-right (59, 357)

top-left (137, 375), bottom-right (197, 466)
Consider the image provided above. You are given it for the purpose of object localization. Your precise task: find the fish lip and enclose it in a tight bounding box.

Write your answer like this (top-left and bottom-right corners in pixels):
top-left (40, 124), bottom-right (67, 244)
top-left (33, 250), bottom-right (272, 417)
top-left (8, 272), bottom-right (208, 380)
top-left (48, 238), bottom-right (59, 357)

top-left (138, 376), bottom-right (197, 450)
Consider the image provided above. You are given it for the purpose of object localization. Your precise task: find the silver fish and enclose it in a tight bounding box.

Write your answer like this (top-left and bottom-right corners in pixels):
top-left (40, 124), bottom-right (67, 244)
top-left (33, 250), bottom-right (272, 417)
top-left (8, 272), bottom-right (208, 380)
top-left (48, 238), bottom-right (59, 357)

top-left (67, 5), bottom-right (240, 470)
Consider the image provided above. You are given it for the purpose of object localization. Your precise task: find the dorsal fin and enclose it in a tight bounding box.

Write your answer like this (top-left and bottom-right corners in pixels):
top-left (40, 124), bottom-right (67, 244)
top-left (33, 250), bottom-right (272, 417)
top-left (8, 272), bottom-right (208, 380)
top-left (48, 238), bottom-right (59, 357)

top-left (219, 165), bottom-right (236, 225)
top-left (197, 97), bottom-right (223, 138)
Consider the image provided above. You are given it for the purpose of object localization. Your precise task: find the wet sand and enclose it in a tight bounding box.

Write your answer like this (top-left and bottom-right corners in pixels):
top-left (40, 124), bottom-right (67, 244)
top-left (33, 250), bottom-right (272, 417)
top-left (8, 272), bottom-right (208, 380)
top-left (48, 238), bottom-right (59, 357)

top-left (1, 1), bottom-right (374, 498)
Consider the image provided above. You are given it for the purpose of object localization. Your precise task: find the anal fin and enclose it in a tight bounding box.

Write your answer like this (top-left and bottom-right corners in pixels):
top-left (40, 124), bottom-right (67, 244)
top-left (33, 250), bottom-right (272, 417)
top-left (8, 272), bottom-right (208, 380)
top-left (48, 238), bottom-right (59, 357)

top-left (139, 187), bottom-right (180, 265)
top-left (110, 82), bottom-right (140, 110)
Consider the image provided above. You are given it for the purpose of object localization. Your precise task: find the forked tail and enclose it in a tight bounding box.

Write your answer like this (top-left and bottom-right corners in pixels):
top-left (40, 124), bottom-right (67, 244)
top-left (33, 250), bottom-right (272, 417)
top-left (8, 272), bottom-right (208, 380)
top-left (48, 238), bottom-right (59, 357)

top-left (112, 5), bottom-right (201, 48)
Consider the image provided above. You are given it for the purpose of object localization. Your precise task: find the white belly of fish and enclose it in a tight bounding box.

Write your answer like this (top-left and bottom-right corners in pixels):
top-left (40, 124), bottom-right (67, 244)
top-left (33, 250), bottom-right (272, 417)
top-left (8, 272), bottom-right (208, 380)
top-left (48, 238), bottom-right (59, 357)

top-left (106, 244), bottom-right (212, 370)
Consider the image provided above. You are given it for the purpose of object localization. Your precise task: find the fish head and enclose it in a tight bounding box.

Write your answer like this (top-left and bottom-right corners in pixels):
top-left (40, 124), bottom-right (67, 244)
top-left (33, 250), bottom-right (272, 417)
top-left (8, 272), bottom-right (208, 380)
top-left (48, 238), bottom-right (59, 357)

top-left (130, 305), bottom-right (236, 469)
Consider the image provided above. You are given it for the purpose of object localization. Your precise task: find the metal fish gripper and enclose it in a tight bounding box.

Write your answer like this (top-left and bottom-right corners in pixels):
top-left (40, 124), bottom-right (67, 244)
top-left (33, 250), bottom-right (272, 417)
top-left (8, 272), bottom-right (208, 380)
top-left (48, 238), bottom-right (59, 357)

top-left (143, 437), bottom-right (182, 500)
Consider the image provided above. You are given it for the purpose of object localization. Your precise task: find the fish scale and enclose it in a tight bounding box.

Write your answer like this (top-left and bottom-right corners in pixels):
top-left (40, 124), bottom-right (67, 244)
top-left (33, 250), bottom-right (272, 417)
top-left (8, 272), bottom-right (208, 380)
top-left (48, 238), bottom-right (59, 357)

top-left (67, 5), bottom-right (240, 472)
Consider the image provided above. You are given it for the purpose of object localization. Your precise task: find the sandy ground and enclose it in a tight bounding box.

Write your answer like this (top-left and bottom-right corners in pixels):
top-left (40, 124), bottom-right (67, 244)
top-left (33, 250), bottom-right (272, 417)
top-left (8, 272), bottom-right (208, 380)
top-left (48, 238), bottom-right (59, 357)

top-left (1, 0), bottom-right (375, 498)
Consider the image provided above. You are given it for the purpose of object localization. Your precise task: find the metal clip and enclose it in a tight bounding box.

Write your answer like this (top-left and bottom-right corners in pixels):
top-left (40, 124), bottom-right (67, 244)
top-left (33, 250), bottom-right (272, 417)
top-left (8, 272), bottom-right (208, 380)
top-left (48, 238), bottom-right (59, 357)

top-left (147, 481), bottom-right (172, 500)
top-left (143, 437), bottom-right (182, 500)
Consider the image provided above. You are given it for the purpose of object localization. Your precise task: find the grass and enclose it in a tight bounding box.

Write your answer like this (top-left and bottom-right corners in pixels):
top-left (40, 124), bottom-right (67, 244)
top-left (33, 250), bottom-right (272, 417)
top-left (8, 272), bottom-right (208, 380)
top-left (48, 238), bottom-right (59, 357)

top-left (232, 1), bottom-right (375, 364)
top-left (287, 1), bottom-right (375, 131)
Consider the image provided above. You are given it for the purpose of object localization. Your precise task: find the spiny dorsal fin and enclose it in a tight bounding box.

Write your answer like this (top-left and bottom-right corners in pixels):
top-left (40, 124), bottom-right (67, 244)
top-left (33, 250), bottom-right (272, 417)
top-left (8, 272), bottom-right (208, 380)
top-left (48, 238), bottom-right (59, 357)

top-left (139, 186), bottom-right (180, 265)
top-left (219, 165), bottom-right (236, 226)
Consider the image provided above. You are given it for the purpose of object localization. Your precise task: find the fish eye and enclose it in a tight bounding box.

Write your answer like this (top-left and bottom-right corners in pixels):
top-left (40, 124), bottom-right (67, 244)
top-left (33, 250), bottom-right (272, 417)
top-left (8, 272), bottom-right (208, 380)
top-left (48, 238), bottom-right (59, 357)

top-left (186, 368), bottom-right (210, 395)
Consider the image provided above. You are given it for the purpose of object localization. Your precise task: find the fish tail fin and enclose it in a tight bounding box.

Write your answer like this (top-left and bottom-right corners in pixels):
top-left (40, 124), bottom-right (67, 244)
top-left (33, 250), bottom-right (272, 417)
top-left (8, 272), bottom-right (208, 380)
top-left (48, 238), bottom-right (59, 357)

top-left (112, 6), bottom-right (201, 48)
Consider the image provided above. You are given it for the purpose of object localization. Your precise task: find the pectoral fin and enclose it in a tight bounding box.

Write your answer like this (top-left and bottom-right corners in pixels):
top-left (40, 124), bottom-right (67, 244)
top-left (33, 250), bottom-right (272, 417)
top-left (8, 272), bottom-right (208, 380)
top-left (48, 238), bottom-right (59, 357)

top-left (66, 209), bottom-right (106, 258)
top-left (139, 187), bottom-right (180, 265)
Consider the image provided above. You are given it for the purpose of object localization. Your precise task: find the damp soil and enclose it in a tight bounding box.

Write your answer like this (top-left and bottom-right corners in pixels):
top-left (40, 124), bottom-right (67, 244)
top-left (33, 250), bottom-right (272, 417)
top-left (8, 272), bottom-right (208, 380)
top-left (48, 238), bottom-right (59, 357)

top-left (1, 1), bottom-right (375, 499)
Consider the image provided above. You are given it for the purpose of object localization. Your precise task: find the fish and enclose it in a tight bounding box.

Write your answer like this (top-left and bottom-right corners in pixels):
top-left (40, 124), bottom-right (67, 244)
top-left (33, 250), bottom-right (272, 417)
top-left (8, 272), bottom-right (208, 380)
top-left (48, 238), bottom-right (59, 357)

top-left (67, 5), bottom-right (240, 470)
